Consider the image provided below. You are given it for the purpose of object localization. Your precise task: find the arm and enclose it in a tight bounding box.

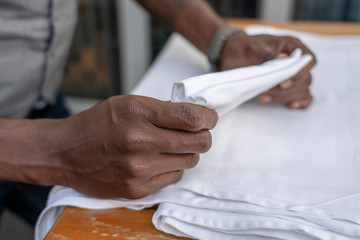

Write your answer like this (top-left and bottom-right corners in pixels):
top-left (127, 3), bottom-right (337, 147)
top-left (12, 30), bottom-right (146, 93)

top-left (137, 0), bottom-right (317, 109)
top-left (0, 96), bottom-right (218, 199)
top-left (136, 0), bottom-right (226, 54)
top-left (0, 118), bottom-right (63, 185)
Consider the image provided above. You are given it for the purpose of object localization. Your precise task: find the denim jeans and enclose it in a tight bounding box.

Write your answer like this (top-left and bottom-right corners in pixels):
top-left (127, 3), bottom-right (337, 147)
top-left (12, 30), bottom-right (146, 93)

top-left (0, 93), bottom-right (70, 226)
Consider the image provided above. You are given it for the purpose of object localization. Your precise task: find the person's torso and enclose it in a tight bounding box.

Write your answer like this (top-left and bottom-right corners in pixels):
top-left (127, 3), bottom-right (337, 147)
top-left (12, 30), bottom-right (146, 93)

top-left (0, 0), bottom-right (77, 118)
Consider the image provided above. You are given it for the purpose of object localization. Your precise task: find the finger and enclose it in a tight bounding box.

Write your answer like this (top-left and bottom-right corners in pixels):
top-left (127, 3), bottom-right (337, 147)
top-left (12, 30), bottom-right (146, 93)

top-left (276, 55), bottom-right (291, 90)
top-left (273, 62), bottom-right (313, 92)
top-left (257, 49), bottom-right (276, 63)
top-left (288, 95), bottom-right (313, 109)
top-left (267, 50), bottom-right (312, 91)
top-left (153, 128), bottom-right (212, 154)
top-left (120, 170), bottom-right (184, 199)
top-left (279, 79), bottom-right (292, 89)
top-left (276, 53), bottom-right (288, 59)
top-left (275, 44), bottom-right (314, 91)
top-left (154, 153), bottom-right (200, 173)
top-left (119, 125), bottom-right (212, 154)
top-left (127, 153), bottom-right (199, 179)
top-left (291, 62), bottom-right (315, 84)
top-left (260, 86), bottom-right (310, 104)
top-left (277, 68), bottom-right (312, 91)
top-left (280, 36), bottom-right (317, 66)
top-left (271, 89), bottom-right (311, 104)
top-left (264, 63), bottom-right (312, 96)
top-left (258, 94), bottom-right (272, 103)
top-left (280, 36), bottom-right (313, 56)
top-left (259, 85), bottom-right (311, 104)
top-left (147, 100), bottom-right (218, 132)
top-left (264, 73), bottom-right (311, 96)
top-left (144, 170), bottom-right (184, 196)
top-left (259, 89), bottom-right (312, 108)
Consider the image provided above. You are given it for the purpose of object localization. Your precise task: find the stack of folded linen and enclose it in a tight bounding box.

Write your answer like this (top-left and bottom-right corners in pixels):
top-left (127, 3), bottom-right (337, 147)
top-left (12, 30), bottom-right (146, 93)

top-left (36, 28), bottom-right (360, 240)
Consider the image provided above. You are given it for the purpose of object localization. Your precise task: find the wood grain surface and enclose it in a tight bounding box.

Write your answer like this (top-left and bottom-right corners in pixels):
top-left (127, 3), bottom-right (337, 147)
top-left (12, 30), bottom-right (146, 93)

top-left (45, 206), bottom-right (189, 240)
top-left (227, 18), bottom-right (360, 35)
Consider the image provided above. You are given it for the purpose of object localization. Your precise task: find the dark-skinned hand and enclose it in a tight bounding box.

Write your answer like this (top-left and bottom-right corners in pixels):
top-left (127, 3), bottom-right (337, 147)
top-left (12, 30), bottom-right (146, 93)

top-left (52, 95), bottom-right (218, 199)
top-left (220, 32), bottom-right (317, 109)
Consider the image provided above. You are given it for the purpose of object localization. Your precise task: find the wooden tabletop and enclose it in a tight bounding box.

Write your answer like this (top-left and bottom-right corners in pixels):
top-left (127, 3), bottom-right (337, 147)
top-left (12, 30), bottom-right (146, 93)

top-left (227, 18), bottom-right (360, 35)
top-left (45, 207), bottom-right (189, 240)
top-left (45, 19), bottom-right (360, 240)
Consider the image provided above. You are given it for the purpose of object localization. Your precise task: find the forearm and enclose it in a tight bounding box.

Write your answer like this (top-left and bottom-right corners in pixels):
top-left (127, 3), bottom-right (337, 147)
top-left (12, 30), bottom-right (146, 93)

top-left (0, 118), bottom-right (63, 185)
top-left (136, 0), bottom-right (226, 54)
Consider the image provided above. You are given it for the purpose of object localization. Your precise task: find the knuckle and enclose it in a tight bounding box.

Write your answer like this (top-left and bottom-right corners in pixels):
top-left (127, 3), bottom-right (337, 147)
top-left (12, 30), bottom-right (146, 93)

top-left (122, 95), bottom-right (137, 112)
top-left (122, 131), bottom-right (139, 151)
top-left (283, 36), bottom-right (303, 49)
top-left (122, 178), bottom-right (146, 199)
top-left (121, 129), bottom-right (149, 152)
top-left (270, 95), bottom-right (281, 103)
top-left (123, 95), bottom-right (139, 108)
top-left (293, 37), bottom-right (302, 45)
top-left (285, 35), bottom-right (301, 43)
top-left (126, 158), bottom-right (145, 178)
top-left (180, 104), bottom-right (203, 131)
top-left (122, 96), bottom-right (147, 121)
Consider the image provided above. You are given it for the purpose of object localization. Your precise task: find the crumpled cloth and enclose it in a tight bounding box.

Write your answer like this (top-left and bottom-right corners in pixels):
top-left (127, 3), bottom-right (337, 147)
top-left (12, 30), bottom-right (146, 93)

top-left (171, 48), bottom-right (311, 116)
top-left (35, 27), bottom-right (360, 240)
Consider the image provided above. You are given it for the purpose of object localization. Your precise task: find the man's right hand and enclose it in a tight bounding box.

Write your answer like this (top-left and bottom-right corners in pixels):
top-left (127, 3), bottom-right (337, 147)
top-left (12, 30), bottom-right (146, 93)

top-left (51, 95), bottom-right (218, 199)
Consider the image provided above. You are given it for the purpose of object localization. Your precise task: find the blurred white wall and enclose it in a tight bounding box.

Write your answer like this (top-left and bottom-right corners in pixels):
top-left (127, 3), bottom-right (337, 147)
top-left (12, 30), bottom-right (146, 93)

top-left (117, 0), bottom-right (151, 94)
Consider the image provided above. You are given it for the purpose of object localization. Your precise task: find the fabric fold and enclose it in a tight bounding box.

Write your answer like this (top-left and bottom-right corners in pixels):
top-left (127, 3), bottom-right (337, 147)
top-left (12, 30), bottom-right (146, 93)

top-left (171, 49), bottom-right (312, 116)
top-left (35, 28), bottom-right (360, 240)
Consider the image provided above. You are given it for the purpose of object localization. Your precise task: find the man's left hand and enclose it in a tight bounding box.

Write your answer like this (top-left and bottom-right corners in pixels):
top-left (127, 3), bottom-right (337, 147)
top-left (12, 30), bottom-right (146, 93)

top-left (220, 32), bottom-right (317, 109)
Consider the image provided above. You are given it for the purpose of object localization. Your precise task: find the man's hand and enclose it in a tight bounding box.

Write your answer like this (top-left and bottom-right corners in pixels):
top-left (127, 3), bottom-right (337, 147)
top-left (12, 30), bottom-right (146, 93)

top-left (220, 33), bottom-right (317, 109)
top-left (53, 95), bottom-right (218, 199)
top-left (136, 0), bottom-right (316, 109)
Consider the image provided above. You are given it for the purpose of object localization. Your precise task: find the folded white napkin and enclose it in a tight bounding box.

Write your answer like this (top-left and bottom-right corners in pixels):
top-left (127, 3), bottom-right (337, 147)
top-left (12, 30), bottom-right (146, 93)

top-left (35, 29), bottom-right (360, 240)
top-left (171, 48), bottom-right (312, 116)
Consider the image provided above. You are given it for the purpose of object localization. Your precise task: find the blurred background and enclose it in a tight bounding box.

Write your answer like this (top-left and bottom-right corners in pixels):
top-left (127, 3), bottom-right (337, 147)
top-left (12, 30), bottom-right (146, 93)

top-left (0, 0), bottom-right (359, 239)
top-left (61, 0), bottom-right (360, 100)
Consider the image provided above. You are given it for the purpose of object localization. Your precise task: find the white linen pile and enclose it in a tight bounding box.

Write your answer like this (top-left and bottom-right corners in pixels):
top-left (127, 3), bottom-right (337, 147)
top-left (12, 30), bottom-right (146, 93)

top-left (35, 28), bottom-right (360, 240)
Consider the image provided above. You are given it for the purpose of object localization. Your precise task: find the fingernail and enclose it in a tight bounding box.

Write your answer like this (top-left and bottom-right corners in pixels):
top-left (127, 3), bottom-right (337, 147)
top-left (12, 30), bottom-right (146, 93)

top-left (276, 53), bottom-right (288, 59)
top-left (259, 95), bottom-right (272, 103)
top-left (290, 101), bottom-right (300, 109)
top-left (280, 79), bottom-right (292, 89)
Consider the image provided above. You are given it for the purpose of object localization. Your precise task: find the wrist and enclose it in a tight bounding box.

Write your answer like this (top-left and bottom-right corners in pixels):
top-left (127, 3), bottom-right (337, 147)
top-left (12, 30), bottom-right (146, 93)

top-left (0, 118), bottom-right (65, 186)
top-left (207, 26), bottom-right (244, 71)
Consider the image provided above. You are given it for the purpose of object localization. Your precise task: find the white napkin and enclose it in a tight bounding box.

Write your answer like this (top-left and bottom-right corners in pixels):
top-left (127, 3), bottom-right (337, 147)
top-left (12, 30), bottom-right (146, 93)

top-left (35, 29), bottom-right (360, 240)
top-left (171, 49), bottom-right (312, 116)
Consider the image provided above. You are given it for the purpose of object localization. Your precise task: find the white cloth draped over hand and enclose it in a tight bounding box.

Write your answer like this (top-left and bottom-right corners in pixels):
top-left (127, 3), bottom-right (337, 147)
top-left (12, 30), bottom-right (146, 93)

top-left (171, 48), bottom-right (312, 116)
top-left (35, 28), bottom-right (360, 240)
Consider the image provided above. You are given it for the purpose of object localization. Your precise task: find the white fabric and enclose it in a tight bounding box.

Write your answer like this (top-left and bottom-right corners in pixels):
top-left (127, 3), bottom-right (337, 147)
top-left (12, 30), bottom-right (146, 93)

top-left (171, 48), bottom-right (311, 116)
top-left (35, 27), bottom-right (360, 240)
